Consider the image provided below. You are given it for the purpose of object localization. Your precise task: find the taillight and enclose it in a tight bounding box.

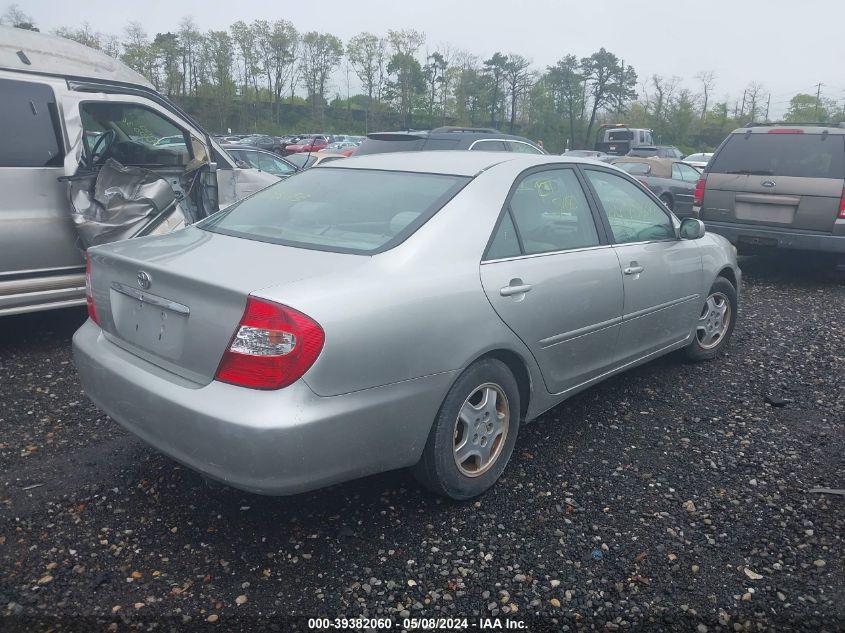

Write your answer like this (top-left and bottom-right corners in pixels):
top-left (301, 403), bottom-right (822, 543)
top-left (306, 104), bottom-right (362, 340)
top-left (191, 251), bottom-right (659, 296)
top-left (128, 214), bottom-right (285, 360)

top-left (85, 253), bottom-right (99, 324)
top-left (215, 297), bottom-right (324, 390)
top-left (693, 177), bottom-right (706, 207)
top-left (767, 128), bottom-right (804, 134)
top-left (838, 188), bottom-right (845, 219)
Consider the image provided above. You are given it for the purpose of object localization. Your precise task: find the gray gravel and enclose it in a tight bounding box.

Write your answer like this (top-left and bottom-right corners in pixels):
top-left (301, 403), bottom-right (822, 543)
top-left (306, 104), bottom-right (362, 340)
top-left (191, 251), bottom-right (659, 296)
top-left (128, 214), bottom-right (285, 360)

top-left (1, 253), bottom-right (843, 632)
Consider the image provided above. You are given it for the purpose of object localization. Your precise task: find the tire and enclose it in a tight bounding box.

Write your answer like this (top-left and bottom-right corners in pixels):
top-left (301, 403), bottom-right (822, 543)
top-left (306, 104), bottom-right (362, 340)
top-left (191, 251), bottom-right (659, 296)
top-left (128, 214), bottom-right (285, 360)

top-left (413, 359), bottom-right (521, 500)
top-left (659, 194), bottom-right (674, 211)
top-left (685, 277), bottom-right (737, 361)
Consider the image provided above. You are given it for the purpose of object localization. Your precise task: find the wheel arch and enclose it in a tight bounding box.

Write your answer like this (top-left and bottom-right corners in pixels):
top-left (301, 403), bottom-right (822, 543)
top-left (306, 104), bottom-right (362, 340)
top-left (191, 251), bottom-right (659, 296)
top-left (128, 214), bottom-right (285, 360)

top-left (470, 348), bottom-right (532, 422)
top-left (717, 265), bottom-right (737, 289)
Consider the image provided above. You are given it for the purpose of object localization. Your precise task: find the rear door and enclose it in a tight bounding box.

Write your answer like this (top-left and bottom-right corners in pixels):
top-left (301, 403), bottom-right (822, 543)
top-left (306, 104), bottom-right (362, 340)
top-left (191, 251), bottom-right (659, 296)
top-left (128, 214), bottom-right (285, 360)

top-left (480, 167), bottom-right (623, 395)
top-left (703, 131), bottom-right (845, 232)
top-left (583, 168), bottom-right (704, 362)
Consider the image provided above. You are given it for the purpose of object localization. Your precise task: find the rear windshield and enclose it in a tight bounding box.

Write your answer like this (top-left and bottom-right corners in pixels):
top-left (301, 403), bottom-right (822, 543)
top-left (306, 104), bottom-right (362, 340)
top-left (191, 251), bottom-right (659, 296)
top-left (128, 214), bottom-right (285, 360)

top-left (355, 138), bottom-right (425, 155)
top-left (200, 168), bottom-right (470, 254)
top-left (607, 130), bottom-right (633, 141)
top-left (709, 133), bottom-right (845, 179)
top-left (628, 148), bottom-right (658, 157)
top-left (613, 161), bottom-right (651, 175)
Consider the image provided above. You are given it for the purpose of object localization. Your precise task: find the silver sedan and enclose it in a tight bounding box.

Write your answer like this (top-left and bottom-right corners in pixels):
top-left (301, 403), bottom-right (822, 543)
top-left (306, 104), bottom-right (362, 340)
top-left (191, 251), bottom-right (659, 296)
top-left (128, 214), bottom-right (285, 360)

top-left (73, 152), bottom-right (741, 500)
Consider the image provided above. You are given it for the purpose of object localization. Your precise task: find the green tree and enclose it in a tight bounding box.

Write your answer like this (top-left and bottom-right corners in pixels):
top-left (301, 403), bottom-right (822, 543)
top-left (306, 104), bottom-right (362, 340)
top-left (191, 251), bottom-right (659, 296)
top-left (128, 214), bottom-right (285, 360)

top-left (503, 53), bottom-right (533, 133)
top-left (545, 55), bottom-right (585, 149)
top-left (54, 23), bottom-right (102, 49)
top-left (784, 93), bottom-right (836, 123)
top-left (347, 32), bottom-right (387, 131)
top-left (483, 52), bottom-right (508, 127)
top-left (581, 48), bottom-right (637, 148)
top-left (386, 29), bottom-right (425, 128)
top-left (300, 31), bottom-right (343, 119)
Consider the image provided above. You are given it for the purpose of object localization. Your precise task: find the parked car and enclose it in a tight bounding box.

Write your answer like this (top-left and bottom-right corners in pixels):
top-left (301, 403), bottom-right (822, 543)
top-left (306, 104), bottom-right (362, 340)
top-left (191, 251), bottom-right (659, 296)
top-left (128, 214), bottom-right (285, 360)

top-left (284, 135), bottom-right (331, 154)
top-left (320, 140), bottom-right (359, 152)
top-left (611, 157), bottom-right (702, 217)
top-left (74, 151), bottom-right (740, 500)
top-left (282, 151), bottom-right (347, 170)
top-left (240, 134), bottom-right (282, 153)
top-left (696, 122), bottom-right (845, 262)
top-left (354, 127), bottom-right (545, 156)
top-left (0, 26), bottom-right (277, 317)
top-left (224, 146), bottom-right (299, 179)
top-left (684, 152), bottom-right (713, 170)
top-left (627, 145), bottom-right (685, 159)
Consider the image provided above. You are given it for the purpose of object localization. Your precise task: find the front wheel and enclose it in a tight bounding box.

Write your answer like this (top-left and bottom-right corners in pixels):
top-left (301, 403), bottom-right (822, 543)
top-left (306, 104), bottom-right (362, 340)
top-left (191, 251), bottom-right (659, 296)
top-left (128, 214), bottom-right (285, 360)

top-left (685, 277), bottom-right (737, 361)
top-left (413, 359), bottom-right (520, 500)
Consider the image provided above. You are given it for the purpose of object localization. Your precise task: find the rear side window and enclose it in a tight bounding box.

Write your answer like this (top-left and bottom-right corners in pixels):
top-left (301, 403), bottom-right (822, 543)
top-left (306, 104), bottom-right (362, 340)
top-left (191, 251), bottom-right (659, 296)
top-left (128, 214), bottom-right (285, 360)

top-left (507, 141), bottom-right (543, 154)
top-left (0, 78), bottom-right (63, 167)
top-left (471, 140), bottom-right (508, 152)
top-left (201, 168), bottom-right (470, 254)
top-left (709, 133), bottom-right (845, 179)
top-left (507, 169), bottom-right (599, 254)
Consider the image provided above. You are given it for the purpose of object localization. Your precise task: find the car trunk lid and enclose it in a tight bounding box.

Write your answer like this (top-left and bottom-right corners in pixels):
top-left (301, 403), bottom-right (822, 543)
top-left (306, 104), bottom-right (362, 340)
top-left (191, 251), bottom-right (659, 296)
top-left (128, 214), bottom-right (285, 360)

top-left (89, 226), bottom-right (364, 385)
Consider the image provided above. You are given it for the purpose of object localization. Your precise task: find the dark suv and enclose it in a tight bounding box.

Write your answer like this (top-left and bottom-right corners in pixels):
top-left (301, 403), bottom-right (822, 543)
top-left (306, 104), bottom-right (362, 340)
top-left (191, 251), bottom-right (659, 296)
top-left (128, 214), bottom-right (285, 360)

top-left (696, 122), bottom-right (845, 260)
top-left (354, 127), bottom-right (545, 156)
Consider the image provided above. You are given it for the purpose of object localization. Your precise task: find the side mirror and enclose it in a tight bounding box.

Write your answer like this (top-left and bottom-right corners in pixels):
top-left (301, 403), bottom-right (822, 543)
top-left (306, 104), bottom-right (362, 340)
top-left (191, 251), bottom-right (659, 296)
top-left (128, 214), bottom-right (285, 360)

top-left (679, 217), bottom-right (705, 240)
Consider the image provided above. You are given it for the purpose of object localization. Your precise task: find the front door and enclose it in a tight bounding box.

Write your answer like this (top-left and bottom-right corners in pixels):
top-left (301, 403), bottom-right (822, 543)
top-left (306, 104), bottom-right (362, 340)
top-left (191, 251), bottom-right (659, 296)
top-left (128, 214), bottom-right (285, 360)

top-left (480, 167), bottom-right (624, 395)
top-left (583, 168), bottom-right (704, 363)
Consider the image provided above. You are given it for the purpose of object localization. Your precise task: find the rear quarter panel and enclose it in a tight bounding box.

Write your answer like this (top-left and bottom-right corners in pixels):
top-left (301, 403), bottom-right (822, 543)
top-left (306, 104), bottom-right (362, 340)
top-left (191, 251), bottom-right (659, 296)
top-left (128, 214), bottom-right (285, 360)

top-left (253, 164), bottom-right (549, 404)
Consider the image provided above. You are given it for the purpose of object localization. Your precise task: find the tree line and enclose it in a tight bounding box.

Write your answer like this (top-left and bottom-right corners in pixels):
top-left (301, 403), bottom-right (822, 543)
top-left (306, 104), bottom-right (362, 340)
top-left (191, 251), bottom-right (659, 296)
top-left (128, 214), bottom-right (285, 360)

top-left (3, 4), bottom-right (844, 153)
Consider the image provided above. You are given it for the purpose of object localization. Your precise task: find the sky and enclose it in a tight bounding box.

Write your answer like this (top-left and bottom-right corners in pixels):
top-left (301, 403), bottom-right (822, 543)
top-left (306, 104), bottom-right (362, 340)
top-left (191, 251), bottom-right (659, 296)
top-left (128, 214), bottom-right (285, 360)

top-left (10, 0), bottom-right (845, 119)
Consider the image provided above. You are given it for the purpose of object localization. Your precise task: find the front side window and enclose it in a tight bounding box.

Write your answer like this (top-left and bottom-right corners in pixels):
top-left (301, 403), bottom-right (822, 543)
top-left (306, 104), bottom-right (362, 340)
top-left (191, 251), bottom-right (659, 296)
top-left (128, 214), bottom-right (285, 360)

top-left (201, 168), bottom-right (470, 254)
top-left (258, 153), bottom-right (295, 176)
top-left (507, 169), bottom-right (599, 254)
top-left (585, 170), bottom-right (675, 244)
top-left (0, 78), bottom-right (63, 167)
top-left (80, 102), bottom-right (190, 166)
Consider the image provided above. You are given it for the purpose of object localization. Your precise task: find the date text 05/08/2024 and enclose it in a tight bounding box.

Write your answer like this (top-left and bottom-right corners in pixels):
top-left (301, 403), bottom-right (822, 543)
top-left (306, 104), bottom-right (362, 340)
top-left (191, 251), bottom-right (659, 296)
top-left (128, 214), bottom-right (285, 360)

top-left (307, 617), bottom-right (527, 630)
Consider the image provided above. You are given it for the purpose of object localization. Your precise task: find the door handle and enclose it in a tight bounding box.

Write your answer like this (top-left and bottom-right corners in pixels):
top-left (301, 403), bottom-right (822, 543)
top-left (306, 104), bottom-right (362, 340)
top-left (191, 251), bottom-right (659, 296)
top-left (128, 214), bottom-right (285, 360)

top-left (624, 265), bottom-right (644, 275)
top-left (500, 283), bottom-right (533, 297)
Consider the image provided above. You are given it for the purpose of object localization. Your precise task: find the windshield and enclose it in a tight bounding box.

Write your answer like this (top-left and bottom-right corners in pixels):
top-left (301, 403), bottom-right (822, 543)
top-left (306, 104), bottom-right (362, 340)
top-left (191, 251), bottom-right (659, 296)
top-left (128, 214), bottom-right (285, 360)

top-left (200, 168), bottom-right (471, 254)
top-left (709, 134), bottom-right (845, 178)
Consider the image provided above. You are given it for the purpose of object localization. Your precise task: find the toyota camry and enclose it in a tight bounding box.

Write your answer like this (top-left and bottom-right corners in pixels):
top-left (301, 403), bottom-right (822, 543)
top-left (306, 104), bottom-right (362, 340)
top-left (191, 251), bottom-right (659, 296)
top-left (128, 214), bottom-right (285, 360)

top-left (73, 152), bottom-right (740, 500)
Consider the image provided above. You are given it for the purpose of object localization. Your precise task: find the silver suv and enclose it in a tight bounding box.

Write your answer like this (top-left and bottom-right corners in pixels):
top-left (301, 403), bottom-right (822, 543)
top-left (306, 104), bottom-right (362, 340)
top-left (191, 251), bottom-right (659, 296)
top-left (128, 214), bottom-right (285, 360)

top-left (696, 123), bottom-right (845, 261)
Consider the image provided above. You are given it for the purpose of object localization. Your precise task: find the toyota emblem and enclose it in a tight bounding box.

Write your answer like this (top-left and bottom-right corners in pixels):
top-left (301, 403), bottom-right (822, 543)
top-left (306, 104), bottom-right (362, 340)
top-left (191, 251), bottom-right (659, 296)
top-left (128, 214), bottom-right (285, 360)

top-left (136, 271), bottom-right (152, 289)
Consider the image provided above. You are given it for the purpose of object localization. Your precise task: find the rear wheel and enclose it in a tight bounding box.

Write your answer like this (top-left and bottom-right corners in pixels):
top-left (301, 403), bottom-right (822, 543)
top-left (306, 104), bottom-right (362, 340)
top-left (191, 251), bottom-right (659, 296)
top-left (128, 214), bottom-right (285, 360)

top-left (685, 277), bottom-right (737, 361)
top-left (413, 359), bottom-right (520, 500)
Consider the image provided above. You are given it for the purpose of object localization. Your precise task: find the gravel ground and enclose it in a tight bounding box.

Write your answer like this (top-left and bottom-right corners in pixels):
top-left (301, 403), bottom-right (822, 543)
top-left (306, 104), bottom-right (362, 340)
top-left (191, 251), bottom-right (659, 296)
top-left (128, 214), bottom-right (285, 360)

top-left (1, 253), bottom-right (843, 632)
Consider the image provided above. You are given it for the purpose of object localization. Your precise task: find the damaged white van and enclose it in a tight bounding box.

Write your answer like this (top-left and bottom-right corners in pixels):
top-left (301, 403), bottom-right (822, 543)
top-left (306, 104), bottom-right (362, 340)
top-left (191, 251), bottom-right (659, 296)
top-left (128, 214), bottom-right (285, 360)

top-left (0, 27), bottom-right (278, 316)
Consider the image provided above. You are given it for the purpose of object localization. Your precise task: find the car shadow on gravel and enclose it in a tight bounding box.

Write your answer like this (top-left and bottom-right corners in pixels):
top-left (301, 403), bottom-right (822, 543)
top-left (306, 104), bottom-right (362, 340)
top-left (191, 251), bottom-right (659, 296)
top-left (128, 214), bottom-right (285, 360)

top-left (0, 307), bottom-right (86, 348)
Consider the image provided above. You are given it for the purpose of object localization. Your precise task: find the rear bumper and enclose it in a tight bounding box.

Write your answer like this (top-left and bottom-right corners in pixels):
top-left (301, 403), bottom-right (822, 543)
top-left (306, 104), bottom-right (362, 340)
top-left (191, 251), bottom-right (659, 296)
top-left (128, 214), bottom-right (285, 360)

top-left (704, 221), bottom-right (845, 254)
top-left (73, 320), bottom-right (455, 495)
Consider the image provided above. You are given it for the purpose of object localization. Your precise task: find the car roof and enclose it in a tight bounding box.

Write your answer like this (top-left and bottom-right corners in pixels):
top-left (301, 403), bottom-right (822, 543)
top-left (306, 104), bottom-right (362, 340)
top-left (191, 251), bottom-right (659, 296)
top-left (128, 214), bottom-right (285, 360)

top-left (731, 123), bottom-right (845, 135)
top-left (0, 25), bottom-right (153, 88)
top-left (327, 151), bottom-right (597, 177)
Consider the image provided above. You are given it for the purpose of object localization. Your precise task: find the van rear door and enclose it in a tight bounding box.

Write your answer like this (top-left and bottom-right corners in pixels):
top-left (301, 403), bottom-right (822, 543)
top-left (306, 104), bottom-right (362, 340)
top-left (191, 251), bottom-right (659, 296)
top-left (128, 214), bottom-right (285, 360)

top-left (702, 131), bottom-right (845, 232)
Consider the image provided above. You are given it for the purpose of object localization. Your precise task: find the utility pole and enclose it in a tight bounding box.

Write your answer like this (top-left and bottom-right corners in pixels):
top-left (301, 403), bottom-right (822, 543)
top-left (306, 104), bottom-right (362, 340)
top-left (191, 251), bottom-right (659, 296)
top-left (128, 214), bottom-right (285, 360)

top-left (739, 90), bottom-right (747, 120)
top-left (814, 82), bottom-right (823, 120)
top-left (764, 93), bottom-right (771, 122)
